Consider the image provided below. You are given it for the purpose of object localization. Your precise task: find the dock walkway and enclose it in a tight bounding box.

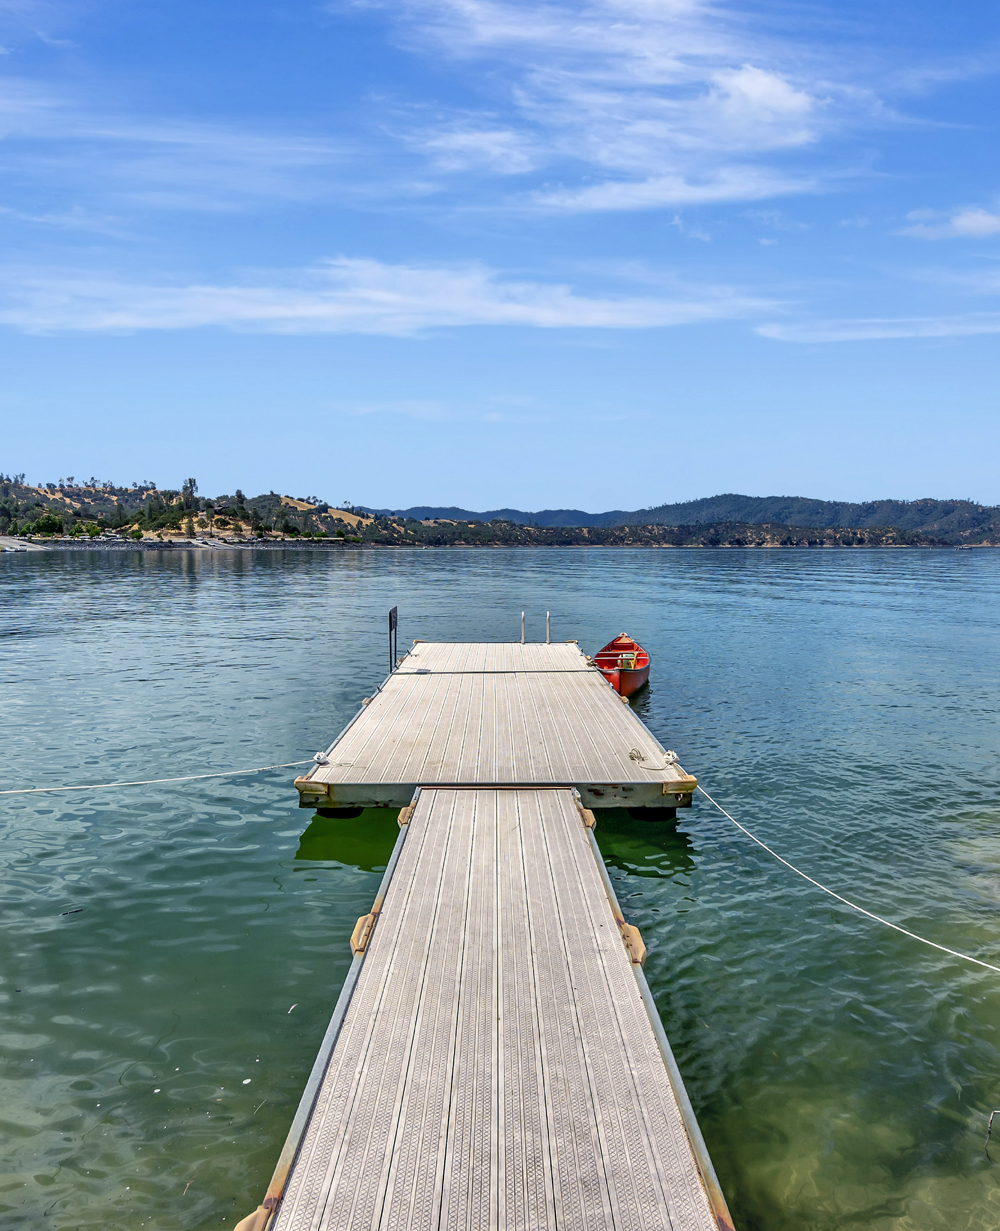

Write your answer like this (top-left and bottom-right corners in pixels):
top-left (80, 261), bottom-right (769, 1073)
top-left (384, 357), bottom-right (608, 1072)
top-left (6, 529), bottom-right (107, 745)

top-left (239, 645), bottom-right (732, 1231)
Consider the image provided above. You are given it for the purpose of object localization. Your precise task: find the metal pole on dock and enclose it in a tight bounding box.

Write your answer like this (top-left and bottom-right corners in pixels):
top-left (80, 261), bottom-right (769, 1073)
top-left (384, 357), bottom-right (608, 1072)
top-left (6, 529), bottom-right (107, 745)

top-left (388, 606), bottom-right (398, 673)
top-left (546, 612), bottom-right (550, 644)
top-left (521, 611), bottom-right (525, 644)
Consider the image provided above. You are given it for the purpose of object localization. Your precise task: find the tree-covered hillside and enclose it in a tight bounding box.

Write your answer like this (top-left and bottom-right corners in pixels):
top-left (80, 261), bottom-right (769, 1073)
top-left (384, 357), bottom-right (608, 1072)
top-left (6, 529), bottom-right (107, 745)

top-left (625, 494), bottom-right (1000, 537)
top-left (361, 504), bottom-right (623, 527)
top-left (0, 475), bottom-right (362, 539)
top-left (3, 474), bottom-right (998, 545)
top-left (366, 494), bottom-right (1000, 542)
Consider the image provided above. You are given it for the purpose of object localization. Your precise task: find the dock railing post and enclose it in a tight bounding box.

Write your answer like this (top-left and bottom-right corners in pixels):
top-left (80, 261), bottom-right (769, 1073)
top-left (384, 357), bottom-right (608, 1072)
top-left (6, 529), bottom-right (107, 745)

top-left (388, 606), bottom-right (398, 674)
top-left (546, 612), bottom-right (550, 644)
top-left (521, 611), bottom-right (525, 644)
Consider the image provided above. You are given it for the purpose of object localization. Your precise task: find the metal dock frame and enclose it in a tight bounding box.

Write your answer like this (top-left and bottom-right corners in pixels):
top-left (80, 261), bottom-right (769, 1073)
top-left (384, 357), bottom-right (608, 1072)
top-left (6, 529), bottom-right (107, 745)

top-left (236, 644), bottom-right (734, 1231)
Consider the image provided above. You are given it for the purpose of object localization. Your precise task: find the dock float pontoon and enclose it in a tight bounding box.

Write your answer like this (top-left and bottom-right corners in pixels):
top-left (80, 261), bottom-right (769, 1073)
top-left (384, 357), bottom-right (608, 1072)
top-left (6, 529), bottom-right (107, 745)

top-left (237, 643), bottom-right (733, 1231)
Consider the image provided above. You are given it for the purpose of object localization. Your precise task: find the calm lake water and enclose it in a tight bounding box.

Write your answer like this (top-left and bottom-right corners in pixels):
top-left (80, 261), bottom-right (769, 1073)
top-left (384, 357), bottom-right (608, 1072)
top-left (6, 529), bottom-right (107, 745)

top-left (3, 546), bottom-right (1000, 1231)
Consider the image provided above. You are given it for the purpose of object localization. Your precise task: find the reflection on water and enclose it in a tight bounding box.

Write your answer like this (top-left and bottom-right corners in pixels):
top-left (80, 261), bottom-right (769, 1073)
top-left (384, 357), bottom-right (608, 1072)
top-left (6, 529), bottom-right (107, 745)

top-left (3, 546), bottom-right (1000, 1230)
top-left (592, 808), bottom-right (696, 880)
top-left (294, 809), bottom-right (401, 870)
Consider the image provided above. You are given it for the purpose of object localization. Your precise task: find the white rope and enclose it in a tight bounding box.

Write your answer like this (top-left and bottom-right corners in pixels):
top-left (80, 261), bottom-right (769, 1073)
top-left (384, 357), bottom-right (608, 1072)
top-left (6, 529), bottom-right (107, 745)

top-left (0, 760), bottom-right (314, 796)
top-left (697, 785), bottom-right (1000, 976)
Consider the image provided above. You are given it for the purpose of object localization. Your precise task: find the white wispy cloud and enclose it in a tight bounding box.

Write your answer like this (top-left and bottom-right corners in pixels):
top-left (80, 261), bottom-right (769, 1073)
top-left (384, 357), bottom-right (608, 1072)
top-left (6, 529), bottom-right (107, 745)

top-left (420, 125), bottom-right (539, 173)
top-left (0, 257), bottom-right (775, 333)
top-left (372, 0), bottom-right (881, 212)
top-left (533, 167), bottom-right (815, 212)
top-left (744, 208), bottom-right (810, 232)
top-left (0, 77), bottom-right (344, 212)
top-left (899, 206), bottom-right (1000, 239)
top-left (0, 202), bottom-right (122, 232)
top-left (669, 214), bottom-right (711, 241)
top-left (0, 0), bottom-right (62, 39)
top-left (0, 1), bottom-right (948, 223)
top-left (758, 313), bottom-right (1000, 343)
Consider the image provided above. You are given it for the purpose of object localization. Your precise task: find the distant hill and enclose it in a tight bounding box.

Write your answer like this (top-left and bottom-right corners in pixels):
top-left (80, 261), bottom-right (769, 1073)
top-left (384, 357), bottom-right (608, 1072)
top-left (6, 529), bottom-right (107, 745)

top-left (363, 495), bottom-right (1000, 541)
top-left (359, 505), bottom-right (626, 527)
top-left (4, 473), bottom-right (998, 545)
top-left (626, 495), bottom-right (997, 536)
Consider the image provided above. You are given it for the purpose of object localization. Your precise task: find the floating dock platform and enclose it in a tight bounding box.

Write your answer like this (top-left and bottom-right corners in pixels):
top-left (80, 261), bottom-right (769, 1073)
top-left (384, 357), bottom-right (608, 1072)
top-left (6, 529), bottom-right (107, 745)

top-left (294, 642), bottom-right (698, 812)
top-left (237, 643), bottom-right (733, 1231)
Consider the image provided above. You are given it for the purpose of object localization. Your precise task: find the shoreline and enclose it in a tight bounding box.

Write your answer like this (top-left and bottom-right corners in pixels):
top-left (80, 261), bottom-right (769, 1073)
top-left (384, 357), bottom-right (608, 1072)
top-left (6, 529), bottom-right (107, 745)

top-left (3, 537), bottom-right (995, 553)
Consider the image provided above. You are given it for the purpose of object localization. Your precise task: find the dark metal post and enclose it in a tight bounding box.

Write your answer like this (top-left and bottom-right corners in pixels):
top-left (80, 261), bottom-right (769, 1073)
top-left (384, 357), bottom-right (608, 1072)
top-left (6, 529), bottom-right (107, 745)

top-left (388, 606), bottom-right (398, 674)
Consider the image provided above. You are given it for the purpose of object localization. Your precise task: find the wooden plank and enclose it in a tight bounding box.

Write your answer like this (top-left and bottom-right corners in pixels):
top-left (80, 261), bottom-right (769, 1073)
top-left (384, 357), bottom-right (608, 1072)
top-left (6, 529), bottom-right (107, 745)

top-left (267, 789), bottom-right (727, 1231)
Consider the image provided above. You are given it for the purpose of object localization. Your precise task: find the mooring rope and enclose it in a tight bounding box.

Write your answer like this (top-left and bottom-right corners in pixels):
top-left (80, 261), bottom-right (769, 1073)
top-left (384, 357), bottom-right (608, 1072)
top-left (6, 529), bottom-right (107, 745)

top-left (6, 757), bottom-right (999, 978)
top-left (696, 785), bottom-right (1000, 976)
top-left (0, 760), bottom-right (314, 796)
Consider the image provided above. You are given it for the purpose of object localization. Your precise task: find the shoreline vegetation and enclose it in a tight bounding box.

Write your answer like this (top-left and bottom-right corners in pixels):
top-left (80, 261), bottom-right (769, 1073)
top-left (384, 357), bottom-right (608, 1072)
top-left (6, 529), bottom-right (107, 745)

top-left (1, 475), bottom-right (996, 549)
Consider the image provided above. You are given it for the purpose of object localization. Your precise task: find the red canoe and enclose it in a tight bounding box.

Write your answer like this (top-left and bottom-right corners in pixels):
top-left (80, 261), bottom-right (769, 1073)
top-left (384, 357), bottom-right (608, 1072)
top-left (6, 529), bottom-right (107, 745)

top-left (593, 633), bottom-right (651, 697)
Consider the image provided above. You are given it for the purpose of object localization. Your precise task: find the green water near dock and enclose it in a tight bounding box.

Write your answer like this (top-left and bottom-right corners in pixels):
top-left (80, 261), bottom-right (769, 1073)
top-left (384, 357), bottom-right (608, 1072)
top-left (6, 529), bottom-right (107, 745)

top-left (3, 546), bottom-right (1000, 1229)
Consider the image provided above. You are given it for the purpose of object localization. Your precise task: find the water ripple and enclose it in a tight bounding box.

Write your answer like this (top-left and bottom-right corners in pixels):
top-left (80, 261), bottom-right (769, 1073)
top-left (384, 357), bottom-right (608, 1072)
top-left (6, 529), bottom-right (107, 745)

top-left (2, 548), bottom-right (1000, 1228)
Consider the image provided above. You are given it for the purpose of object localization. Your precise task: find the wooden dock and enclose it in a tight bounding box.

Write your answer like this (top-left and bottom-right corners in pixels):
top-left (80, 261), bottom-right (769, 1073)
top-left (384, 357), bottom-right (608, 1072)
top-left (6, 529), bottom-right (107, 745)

top-left (294, 642), bottom-right (698, 812)
top-left (237, 644), bottom-right (733, 1231)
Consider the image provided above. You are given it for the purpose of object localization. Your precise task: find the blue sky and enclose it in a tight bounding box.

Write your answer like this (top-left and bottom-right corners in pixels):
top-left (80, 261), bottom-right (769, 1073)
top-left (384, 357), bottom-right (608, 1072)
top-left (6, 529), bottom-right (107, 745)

top-left (1, 0), bottom-right (999, 508)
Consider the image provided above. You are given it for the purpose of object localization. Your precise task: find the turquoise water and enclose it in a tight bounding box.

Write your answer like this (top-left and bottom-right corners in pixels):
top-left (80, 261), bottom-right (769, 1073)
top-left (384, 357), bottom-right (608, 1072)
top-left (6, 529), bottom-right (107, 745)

top-left (2, 547), bottom-right (1000, 1230)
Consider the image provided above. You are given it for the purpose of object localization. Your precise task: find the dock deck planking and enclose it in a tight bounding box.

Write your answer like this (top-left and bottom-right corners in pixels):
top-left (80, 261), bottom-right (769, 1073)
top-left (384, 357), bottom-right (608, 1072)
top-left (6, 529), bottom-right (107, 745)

top-left (262, 788), bottom-right (727, 1231)
top-left (296, 643), bottom-right (697, 810)
top-left (394, 642), bottom-right (590, 673)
